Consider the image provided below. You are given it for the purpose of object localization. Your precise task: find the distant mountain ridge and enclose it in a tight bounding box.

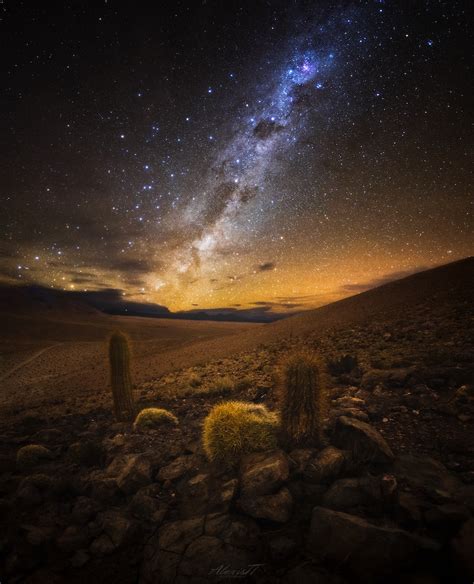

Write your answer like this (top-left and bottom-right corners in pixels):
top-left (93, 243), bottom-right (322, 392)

top-left (0, 257), bottom-right (472, 324)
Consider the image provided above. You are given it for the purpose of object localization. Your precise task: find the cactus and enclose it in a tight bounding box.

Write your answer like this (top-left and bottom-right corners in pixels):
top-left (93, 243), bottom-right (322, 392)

top-left (202, 401), bottom-right (278, 466)
top-left (280, 352), bottom-right (327, 447)
top-left (134, 408), bottom-right (178, 432)
top-left (108, 331), bottom-right (135, 421)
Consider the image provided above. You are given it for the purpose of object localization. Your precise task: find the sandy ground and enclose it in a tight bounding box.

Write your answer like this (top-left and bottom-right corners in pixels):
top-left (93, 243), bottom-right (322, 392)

top-left (0, 314), bottom-right (259, 414)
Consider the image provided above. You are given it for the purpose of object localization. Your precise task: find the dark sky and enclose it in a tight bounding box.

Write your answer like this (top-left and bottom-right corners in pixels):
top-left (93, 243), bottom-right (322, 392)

top-left (1, 0), bottom-right (472, 313)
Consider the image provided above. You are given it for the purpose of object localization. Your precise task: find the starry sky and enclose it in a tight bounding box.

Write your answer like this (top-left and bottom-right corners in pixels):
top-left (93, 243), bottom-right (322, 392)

top-left (1, 1), bottom-right (472, 315)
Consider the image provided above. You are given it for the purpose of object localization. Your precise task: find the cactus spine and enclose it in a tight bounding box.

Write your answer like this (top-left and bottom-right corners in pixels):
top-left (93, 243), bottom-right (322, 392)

top-left (280, 352), bottom-right (327, 447)
top-left (109, 331), bottom-right (135, 421)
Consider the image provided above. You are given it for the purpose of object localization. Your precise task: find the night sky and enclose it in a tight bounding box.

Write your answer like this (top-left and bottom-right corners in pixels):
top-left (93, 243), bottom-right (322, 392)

top-left (2, 1), bottom-right (472, 314)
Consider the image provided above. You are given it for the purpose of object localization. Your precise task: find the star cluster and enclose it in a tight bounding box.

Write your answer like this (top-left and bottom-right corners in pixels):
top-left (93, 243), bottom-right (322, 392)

top-left (1, 1), bottom-right (472, 314)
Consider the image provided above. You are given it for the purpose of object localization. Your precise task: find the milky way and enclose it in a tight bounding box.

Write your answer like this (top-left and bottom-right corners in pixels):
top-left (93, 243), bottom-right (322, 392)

top-left (2, 2), bottom-right (472, 315)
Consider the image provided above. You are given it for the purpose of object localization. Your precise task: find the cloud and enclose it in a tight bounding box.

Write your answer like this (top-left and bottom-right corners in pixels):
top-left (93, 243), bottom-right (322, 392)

top-left (251, 300), bottom-right (303, 309)
top-left (256, 261), bottom-right (276, 272)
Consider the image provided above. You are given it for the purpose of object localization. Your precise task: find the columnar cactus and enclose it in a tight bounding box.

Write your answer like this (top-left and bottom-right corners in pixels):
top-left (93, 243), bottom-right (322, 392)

top-left (280, 352), bottom-right (327, 447)
top-left (109, 331), bottom-right (135, 421)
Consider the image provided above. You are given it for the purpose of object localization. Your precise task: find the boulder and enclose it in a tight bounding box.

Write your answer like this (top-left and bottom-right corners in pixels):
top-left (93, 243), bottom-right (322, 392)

top-left (424, 503), bottom-right (470, 531)
top-left (68, 440), bottom-right (105, 467)
top-left (452, 518), bottom-right (474, 578)
top-left (56, 525), bottom-right (90, 553)
top-left (304, 446), bottom-right (346, 484)
top-left (322, 476), bottom-right (382, 511)
top-left (393, 455), bottom-right (461, 499)
top-left (267, 535), bottom-right (297, 562)
top-left (87, 472), bottom-right (121, 504)
top-left (308, 506), bottom-right (439, 582)
top-left (158, 517), bottom-right (205, 554)
top-left (23, 525), bottom-right (55, 546)
top-left (16, 444), bottom-right (53, 471)
top-left (70, 549), bottom-right (90, 568)
top-left (180, 535), bottom-right (255, 578)
top-left (130, 490), bottom-right (166, 522)
top-left (116, 455), bottom-right (151, 495)
top-left (142, 514), bottom-right (260, 584)
top-left (90, 533), bottom-right (115, 556)
top-left (98, 510), bottom-right (134, 548)
top-left (239, 486), bottom-right (292, 523)
top-left (288, 448), bottom-right (314, 474)
top-left (157, 455), bottom-right (196, 482)
top-left (179, 473), bottom-right (210, 517)
top-left (361, 368), bottom-right (415, 390)
top-left (333, 416), bottom-right (394, 464)
top-left (239, 450), bottom-right (289, 497)
top-left (72, 496), bottom-right (100, 524)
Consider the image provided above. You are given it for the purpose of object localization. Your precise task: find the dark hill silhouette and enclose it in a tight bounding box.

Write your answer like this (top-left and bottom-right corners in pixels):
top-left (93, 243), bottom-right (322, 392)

top-left (261, 256), bottom-right (474, 341)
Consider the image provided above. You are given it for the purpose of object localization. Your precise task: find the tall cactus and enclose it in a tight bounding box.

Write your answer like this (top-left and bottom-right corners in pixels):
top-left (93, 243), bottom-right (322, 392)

top-left (280, 352), bottom-right (327, 447)
top-left (109, 331), bottom-right (135, 421)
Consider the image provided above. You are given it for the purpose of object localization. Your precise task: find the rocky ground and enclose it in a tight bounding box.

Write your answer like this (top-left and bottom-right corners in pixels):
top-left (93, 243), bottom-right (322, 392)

top-left (0, 290), bottom-right (473, 583)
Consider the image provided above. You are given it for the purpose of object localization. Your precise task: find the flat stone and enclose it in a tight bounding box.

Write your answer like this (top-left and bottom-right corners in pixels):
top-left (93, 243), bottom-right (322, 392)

top-left (333, 416), bottom-right (394, 464)
top-left (240, 450), bottom-right (289, 497)
top-left (304, 446), bottom-right (346, 484)
top-left (239, 486), bottom-right (292, 523)
top-left (308, 506), bottom-right (439, 581)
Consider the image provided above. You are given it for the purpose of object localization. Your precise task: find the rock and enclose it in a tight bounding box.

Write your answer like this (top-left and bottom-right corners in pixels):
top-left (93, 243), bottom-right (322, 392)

top-left (304, 446), bottom-right (346, 484)
top-left (333, 416), bottom-right (394, 464)
top-left (70, 549), bottom-right (90, 567)
top-left (393, 455), bottom-right (461, 499)
top-left (130, 490), bottom-right (166, 522)
top-left (220, 478), bottom-right (238, 508)
top-left (337, 408), bottom-right (370, 422)
top-left (16, 483), bottom-right (42, 506)
top-left (322, 476), bottom-right (383, 511)
top-left (397, 492), bottom-right (424, 525)
top-left (239, 486), bottom-right (292, 523)
top-left (72, 496), bottom-right (100, 524)
top-left (23, 525), bottom-right (55, 546)
top-left (0, 453), bottom-right (16, 473)
top-left (179, 473), bottom-right (210, 517)
top-left (334, 396), bottom-right (366, 409)
top-left (68, 440), bottom-right (105, 467)
top-left (307, 506), bottom-right (439, 581)
top-left (0, 498), bottom-right (13, 521)
top-left (16, 444), bottom-right (53, 471)
top-left (204, 512), bottom-right (260, 549)
top-left (56, 525), bottom-right (90, 553)
top-left (87, 472), bottom-right (121, 503)
top-left (99, 510), bottom-right (133, 548)
top-left (142, 514), bottom-right (261, 584)
top-left (116, 455), bottom-right (151, 495)
top-left (452, 518), bottom-right (474, 578)
top-left (32, 428), bottom-right (63, 444)
top-left (424, 503), bottom-right (470, 531)
top-left (288, 448), bottom-right (314, 474)
top-left (240, 450), bottom-right (289, 497)
top-left (157, 455), bottom-right (196, 482)
top-left (158, 517), bottom-right (205, 554)
top-left (90, 533), bottom-right (115, 556)
top-left (455, 484), bottom-right (474, 512)
top-left (361, 368), bottom-right (415, 390)
top-left (285, 563), bottom-right (346, 584)
top-left (267, 535), bottom-right (297, 562)
top-left (180, 535), bottom-right (254, 578)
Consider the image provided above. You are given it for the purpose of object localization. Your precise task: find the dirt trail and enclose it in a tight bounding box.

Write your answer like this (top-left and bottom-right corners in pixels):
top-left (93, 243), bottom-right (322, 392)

top-left (0, 343), bottom-right (63, 382)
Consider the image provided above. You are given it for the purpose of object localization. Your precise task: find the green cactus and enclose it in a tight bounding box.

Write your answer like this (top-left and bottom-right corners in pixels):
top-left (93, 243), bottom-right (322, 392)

top-left (108, 331), bottom-right (135, 421)
top-left (280, 352), bottom-right (327, 447)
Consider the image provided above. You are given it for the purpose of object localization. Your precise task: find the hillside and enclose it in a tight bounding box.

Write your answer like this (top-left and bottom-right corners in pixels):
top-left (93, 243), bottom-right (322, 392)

top-left (0, 257), bottom-right (473, 583)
